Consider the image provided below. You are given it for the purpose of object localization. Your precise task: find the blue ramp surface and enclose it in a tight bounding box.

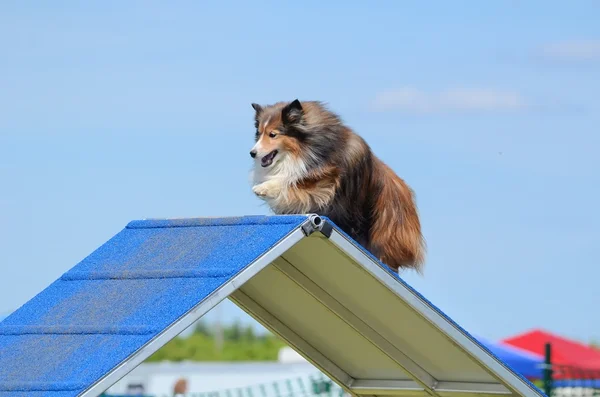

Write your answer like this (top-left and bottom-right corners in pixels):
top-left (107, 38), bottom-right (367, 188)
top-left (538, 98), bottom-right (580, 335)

top-left (0, 215), bottom-right (309, 397)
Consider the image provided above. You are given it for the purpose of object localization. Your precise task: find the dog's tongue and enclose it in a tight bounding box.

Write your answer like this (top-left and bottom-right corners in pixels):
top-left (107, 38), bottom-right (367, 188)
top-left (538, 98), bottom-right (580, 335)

top-left (261, 150), bottom-right (278, 167)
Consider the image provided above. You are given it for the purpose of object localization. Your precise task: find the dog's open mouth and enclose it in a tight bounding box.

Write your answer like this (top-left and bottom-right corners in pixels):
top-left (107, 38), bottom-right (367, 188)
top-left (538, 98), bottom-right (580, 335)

top-left (261, 150), bottom-right (278, 167)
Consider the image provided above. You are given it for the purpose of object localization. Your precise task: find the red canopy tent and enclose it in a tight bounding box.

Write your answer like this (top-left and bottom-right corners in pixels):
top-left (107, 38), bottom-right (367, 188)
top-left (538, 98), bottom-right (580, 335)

top-left (502, 329), bottom-right (600, 378)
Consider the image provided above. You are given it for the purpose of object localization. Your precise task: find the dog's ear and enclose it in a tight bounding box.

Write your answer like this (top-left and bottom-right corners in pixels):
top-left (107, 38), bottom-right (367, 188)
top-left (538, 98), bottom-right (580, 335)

top-left (251, 103), bottom-right (263, 115)
top-left (252, 103), bottom-right (263, 129)
top-left (282, 99), bottom-right (303, 125)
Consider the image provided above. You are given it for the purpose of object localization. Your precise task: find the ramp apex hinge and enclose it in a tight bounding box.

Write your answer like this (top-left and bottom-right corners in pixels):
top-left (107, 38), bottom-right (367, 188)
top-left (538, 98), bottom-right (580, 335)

top-left (301, 214), bottom-right (333, 238)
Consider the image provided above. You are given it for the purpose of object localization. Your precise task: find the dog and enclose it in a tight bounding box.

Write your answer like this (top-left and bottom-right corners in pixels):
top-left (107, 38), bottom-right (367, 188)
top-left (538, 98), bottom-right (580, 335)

top-left (249, 99), bottom-right (425, 273)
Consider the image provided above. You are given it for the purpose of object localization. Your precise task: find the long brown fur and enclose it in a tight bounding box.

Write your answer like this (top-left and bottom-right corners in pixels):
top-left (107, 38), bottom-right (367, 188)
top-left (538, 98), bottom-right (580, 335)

top-left (249, 99), bottom-right (426, 273)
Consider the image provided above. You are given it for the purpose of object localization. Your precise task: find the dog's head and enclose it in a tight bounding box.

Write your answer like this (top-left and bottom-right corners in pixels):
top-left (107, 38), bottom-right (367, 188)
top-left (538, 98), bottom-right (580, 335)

top-left (249, 99), bottom-right (305, 169)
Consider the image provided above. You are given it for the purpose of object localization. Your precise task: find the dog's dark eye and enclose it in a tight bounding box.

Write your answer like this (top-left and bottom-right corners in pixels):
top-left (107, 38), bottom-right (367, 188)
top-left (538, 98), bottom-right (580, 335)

top-left (269, 132), bottom-right (277, 138)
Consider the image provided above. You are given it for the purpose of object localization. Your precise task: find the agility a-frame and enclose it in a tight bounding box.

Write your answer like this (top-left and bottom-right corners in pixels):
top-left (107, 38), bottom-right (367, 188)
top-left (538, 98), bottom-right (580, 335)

top-left (0, 215), bottom-right (545, 397)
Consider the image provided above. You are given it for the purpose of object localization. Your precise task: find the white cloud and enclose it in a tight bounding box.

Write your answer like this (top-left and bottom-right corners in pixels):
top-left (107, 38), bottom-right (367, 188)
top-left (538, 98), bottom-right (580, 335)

top-left (540, 40), bottom-right (600, 62)
top-left (371, 87), bottom-right (528, 114)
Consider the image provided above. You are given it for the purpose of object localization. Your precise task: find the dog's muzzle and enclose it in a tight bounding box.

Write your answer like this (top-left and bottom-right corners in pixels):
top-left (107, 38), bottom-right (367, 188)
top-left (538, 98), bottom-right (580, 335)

top-left (261, 150), bottom-right (278, 167)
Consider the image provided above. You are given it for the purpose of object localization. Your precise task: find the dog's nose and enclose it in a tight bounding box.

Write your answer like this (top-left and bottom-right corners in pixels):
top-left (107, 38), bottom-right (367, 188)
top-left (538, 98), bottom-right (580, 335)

top-left (250, 150), bottom-right (257, 158)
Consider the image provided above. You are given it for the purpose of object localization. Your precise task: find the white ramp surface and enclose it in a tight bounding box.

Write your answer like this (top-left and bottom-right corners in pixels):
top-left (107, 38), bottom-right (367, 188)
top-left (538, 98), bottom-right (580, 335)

top-left (231, 215), bottom-right (544, 397)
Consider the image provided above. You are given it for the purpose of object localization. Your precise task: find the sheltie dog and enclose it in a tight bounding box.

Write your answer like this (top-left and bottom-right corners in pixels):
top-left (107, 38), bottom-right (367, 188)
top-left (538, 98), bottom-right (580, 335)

top-left (249, 99), bottom-right (425, 273)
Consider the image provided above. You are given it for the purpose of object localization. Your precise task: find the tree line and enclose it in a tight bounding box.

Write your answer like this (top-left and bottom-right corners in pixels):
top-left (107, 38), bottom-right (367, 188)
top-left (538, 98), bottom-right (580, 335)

top-left (146, 320), bottom-right (287, 362)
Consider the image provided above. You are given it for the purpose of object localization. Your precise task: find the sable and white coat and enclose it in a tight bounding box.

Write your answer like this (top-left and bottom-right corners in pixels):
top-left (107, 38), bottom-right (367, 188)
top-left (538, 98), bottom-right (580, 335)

top-left (249, 99), bottom-right (425, 273)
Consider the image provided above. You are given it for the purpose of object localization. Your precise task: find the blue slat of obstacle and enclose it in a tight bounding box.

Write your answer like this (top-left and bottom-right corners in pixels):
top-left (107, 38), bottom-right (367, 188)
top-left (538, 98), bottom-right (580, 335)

top-left (0, 215), bottom-right (309, 397)
top-left (0, 392), bottom-right (79, 397)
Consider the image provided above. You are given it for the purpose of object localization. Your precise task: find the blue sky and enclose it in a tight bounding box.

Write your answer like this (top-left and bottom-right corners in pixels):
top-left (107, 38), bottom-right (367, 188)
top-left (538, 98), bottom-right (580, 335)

top-left (1, 1), bottom-right (599, 343)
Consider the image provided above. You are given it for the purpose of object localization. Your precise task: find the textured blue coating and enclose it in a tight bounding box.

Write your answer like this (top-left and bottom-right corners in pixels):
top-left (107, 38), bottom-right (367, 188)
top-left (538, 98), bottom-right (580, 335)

top-left (318, 216), bottom-right (547, 396)
top-left (0, 393), bottom-right (77, 397)
top-left (0, 215), bottom-right (308, 397)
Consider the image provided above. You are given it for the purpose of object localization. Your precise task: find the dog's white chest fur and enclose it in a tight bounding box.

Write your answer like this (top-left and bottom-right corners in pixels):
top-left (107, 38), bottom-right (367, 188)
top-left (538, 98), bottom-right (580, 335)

top-left (250, 155), bottom-right (311, 214)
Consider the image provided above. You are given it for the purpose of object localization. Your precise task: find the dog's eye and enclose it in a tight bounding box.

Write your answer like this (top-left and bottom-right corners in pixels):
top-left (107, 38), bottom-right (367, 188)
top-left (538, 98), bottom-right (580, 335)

top-left (269, 132), bottom-right (277, 138)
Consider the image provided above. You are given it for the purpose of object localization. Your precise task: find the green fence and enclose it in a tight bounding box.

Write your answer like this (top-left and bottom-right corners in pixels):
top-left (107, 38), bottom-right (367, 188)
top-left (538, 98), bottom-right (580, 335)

top-left (200, 373), bottom-right (343, 397)
top-left (542, 343), bottom-right (600, 397)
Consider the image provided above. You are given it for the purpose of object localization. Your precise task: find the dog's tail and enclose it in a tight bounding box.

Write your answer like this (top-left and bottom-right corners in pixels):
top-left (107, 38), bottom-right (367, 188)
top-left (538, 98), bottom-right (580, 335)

top-left (368, 159), bottom-right (426, 273)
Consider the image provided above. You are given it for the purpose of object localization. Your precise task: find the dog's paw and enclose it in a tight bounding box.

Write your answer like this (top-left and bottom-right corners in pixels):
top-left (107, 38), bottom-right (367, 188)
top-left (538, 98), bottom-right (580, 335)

top-left (252, 182), bottom-right (279, 198)
top-left (252, 184), bottom-right (268, 197)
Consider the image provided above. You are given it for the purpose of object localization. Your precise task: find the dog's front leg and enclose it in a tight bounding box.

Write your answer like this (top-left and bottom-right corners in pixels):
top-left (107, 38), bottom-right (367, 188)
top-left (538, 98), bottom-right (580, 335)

top-left (252, 180), bottom-right (282, 199)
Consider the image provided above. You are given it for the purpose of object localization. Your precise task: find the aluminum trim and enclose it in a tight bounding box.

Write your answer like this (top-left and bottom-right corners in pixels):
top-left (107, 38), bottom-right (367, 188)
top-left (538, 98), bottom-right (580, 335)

top-left (351, 379), bottom-right (511, 395)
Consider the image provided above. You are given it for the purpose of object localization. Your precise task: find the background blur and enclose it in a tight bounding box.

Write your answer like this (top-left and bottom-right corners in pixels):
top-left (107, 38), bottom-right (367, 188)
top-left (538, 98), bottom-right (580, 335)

top-left (1, 1), bottom-right (599, 396)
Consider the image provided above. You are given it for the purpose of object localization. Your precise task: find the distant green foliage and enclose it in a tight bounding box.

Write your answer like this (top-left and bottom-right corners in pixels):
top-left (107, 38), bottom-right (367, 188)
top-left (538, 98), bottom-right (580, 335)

top-left (145, 320), bottom-right (287, 362)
